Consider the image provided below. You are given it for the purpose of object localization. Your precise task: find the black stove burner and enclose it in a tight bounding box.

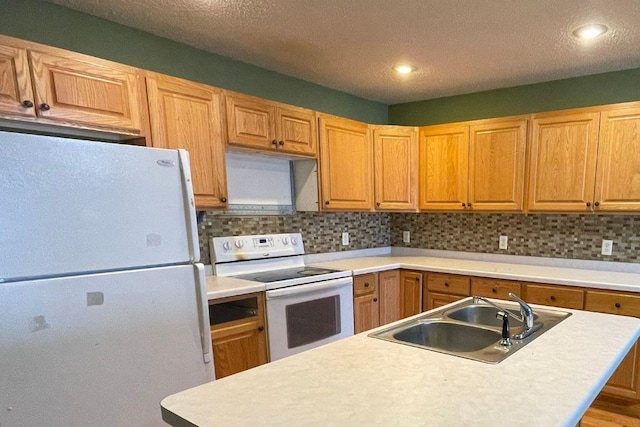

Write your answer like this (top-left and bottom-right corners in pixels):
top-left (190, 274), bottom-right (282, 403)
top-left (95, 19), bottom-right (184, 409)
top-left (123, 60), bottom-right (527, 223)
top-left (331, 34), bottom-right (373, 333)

top-left (234, 267), bottom-right (339, 283)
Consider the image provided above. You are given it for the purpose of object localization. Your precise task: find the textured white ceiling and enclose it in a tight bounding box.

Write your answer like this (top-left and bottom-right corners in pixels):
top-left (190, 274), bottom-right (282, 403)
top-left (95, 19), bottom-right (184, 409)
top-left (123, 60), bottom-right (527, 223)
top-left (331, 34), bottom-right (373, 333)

top-left (46, 0), bottom-right (640, 104)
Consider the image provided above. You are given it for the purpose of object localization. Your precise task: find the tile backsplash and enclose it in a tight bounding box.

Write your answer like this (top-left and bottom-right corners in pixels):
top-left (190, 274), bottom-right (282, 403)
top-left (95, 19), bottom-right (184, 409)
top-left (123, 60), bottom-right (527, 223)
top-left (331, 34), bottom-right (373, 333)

top-left (198, 211), bottom-right (640, 264)
top-left (198, 212), bottom-right (390, 264)
top-left (390, 213), bottom-right (640, 263)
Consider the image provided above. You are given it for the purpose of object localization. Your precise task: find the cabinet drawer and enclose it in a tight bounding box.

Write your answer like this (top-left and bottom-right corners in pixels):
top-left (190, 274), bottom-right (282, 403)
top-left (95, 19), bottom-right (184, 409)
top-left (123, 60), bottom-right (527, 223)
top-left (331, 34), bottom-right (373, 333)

top-left (585, 290), bottom-right (640, 317)
top-left (525, 284), bottom-right (584, 309)
top-left (354, 273), bottom-right (378, 296)
top-left (471, 278), bottom-right (521, 300)
top-left (426, 273), bottom-right (470, 296)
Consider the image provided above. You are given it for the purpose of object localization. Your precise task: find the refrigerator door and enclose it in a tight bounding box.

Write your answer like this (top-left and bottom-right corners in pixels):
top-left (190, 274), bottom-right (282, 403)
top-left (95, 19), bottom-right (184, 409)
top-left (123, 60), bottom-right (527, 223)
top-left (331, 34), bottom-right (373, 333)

top-left (0, 264), bottom-right (214, 427)
top-left (0, 130), bottom-right (200, 282)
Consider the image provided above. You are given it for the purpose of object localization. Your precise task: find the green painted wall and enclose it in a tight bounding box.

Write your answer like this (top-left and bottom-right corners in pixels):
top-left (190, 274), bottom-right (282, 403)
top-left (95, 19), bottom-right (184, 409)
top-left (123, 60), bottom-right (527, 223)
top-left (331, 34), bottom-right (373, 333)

top-left (0, 0), bottom-right (387, 124)
top-left (389, 68), bottom-right (640, 126)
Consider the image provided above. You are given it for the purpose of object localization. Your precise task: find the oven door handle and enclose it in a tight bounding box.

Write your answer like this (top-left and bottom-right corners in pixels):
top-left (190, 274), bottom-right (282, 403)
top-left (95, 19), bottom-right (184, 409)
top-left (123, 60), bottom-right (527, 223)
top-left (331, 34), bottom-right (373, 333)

top-left (266, 277), bottom-right (352, 299)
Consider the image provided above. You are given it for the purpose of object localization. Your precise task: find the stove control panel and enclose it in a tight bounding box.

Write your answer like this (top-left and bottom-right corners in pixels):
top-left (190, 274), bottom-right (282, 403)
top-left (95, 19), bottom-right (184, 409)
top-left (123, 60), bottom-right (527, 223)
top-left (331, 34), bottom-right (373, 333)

top-left (210, 233), bottom-right (305, 264)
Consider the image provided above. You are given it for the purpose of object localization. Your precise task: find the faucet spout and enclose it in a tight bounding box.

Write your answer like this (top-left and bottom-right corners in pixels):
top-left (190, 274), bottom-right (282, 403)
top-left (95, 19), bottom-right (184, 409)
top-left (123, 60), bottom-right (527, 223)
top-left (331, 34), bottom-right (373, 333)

top-left (471, 294), bottom-right (543, 341)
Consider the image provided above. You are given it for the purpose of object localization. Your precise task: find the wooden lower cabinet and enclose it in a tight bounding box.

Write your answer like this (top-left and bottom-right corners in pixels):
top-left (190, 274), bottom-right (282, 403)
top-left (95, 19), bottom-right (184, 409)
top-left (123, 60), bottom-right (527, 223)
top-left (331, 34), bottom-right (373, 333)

top-left (209, 293), bottom-right (268, 379)
top-left (585, 290), bottom-right (640, 402)
top-left (353, 273), bottom-right (379, 334)
top-left (471, 277), bottom-right (521, 300)
top-left (352, 270), bottom-right (403, 333)
top-left (400, 270), bottom-right (423, 318)
top-left (424, 272), bottom-right (470, 311)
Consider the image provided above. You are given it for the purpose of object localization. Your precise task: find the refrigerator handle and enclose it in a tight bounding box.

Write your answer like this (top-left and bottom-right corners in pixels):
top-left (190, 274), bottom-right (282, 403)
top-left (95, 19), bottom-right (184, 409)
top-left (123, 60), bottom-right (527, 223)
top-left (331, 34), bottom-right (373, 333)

top-left (194, 264), bottom-right (213, 366)
top-left (177, 149), bottom-right (201, 262)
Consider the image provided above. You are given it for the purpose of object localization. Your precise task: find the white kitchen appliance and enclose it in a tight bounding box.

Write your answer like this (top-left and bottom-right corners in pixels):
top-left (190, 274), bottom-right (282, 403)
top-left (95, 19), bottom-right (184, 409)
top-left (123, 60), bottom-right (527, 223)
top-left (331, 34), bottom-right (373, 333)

top-left (0, 130), bottom-right (214, 427)
top-left (211, 233), bottom-right (354, 360)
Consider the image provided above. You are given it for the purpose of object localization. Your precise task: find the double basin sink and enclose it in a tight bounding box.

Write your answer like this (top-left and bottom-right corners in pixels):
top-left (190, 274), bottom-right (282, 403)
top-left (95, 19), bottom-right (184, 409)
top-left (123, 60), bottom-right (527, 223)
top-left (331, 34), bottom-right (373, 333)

top-left (369, 298), bottom-right (571, 364)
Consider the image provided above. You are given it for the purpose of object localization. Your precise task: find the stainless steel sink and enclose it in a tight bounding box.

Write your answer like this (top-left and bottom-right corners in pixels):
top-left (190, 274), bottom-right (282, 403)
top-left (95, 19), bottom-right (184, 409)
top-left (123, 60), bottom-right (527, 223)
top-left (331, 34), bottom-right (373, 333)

top-left (369, 298), bottom-right (571, 364)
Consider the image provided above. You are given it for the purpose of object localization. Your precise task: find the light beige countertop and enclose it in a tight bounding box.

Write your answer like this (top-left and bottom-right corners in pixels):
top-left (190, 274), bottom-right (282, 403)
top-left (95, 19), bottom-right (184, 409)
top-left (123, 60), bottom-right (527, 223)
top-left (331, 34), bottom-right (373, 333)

top-left (161, 300), bottom-right (640, 426)
top-left (206, 254), bottom-right (640, 300)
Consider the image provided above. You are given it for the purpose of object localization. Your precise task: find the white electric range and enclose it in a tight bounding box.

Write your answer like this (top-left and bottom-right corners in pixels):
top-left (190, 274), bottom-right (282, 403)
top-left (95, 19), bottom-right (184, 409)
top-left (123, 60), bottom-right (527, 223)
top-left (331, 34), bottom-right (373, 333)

top-left (211, 233), bottom-right (354, 360)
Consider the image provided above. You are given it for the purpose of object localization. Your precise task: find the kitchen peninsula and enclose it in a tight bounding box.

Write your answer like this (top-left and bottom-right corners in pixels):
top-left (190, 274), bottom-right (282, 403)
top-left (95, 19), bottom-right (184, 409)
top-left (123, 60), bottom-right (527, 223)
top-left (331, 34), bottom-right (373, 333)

top-left (162, 299), bottom-right (640, 426)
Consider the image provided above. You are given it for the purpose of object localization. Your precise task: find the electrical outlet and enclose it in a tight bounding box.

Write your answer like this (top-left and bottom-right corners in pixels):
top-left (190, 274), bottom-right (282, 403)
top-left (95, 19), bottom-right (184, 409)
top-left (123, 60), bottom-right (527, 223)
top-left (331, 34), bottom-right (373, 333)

top-left (342, 232), bottom-right (350, 246)
top-left (499, 235), bottom-right (508, 250)
top-left (601, 239), bottom-right (613, 256)
top-left (403, 231), bottom-right (411, 243)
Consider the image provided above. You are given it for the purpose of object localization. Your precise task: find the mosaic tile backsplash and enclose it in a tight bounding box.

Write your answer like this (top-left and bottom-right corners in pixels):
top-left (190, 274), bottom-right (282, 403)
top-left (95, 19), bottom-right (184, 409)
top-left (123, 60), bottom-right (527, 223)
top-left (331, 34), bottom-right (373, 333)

top-left (198, 211), bottom-right (640, 264)
top-left (390, 213), bottom-right (640, 263)
top-left (198, 212), bottom-right (390, 264)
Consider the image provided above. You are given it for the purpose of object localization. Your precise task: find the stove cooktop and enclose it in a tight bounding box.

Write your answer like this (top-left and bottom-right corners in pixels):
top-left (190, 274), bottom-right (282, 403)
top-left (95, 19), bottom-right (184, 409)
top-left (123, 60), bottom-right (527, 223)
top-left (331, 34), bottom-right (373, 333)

top-left (233, 267), bottom-right (342, 283)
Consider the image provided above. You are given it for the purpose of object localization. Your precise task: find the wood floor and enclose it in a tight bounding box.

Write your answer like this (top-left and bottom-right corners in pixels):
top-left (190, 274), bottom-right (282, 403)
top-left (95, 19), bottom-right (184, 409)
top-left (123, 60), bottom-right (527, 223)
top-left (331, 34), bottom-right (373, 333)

top-left (581, 408), bottom-right (640, 427)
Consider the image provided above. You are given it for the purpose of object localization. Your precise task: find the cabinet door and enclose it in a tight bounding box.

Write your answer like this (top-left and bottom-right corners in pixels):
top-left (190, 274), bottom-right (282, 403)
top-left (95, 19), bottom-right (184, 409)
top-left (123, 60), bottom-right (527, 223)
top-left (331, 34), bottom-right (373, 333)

top-left (319, 115), bottom-right (373, 210)
top-left (275, 106), bottom-right (317, 157)
top-left (527, 112), bottom-right (600, 211)
top-left (211, 320), bottom-right (268, 379)
top-left (0, 44), bottom-right (35, 118)
top-left (425, 292), bottom-right (463, 311)
top-left (594, 107), bottom-right (640, 212)
top-left (146, 73), bottom-right (228, 209)
top-left (400, 271), bottom-right (423, 318)
top-left (354, 293), bottom-right (380, 334)
top-left (525, 284), bottom-right (584, 310)
top-left (469, 119), bottom-right (526, 211)
top-left (585, 290), bottom-right (640, 401)
top-left (471, 278), bottom-right (521, 300)
top-left (373, 126), bottom-right (418, 210)
top-left (28, 50), bottom-right (143, 132)
top-left (419, 124), bottom-right (469, 210)
top-left (379, 270), bottom-right (402, 325)
top-left (226, 94), bottom-right (276, 151)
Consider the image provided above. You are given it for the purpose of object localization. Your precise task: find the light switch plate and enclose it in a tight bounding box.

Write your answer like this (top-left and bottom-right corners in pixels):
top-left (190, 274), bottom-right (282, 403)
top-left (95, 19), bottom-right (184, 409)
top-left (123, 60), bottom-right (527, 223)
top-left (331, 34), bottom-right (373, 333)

top-left (499, 235), bottom-right (508, 250)
top-left (602, 239), bottom-right (613, 256)
top-left (342, 232), bottom-right (350, 246)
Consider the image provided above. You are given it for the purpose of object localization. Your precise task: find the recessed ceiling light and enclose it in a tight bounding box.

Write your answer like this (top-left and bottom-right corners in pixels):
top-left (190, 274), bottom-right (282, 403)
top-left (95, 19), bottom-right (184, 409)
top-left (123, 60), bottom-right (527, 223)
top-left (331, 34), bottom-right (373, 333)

top-left (573, 24), bottom-right (609, 40)
top-left (393, 64), bottom-right (415, 74)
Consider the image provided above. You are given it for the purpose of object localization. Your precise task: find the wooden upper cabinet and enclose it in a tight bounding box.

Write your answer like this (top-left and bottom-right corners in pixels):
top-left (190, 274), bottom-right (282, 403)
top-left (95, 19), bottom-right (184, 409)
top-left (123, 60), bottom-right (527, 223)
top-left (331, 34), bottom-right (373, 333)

top-left (419, 124), bottom-right (469, 210)
top-left (28, 50), bottom-right (143, 133)
top-left (226, 93), bottom-right (316, 157)
top-left (594, 106), bottom-right (640, 212)
top-left (0, 44), bottom-right (35, 118)
top-left (372, 125), bottom-right (418, 211)
top-left (527, 111), bottom-right (600, 211)
top-left (146, 73), bottom-right (228, 209)
top-left (318, 115), bottom-right (373, 210)
top-left (468, 119), bottom-right (527, 211)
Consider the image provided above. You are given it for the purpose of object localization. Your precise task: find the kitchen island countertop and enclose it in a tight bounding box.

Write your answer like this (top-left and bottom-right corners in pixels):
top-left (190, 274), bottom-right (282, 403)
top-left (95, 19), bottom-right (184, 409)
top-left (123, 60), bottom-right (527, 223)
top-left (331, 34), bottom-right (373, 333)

top-left (161, 299), bottom-right (640, 426)
top-left (206, 254), bottom-right (640, 300)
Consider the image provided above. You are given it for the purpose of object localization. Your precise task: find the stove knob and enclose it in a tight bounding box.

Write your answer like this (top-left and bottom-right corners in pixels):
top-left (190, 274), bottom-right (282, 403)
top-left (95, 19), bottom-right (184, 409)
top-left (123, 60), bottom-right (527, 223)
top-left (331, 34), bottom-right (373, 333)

top-left (222, 242), bottom-right (232, 251)
top-left (282, 237), bottom-right (289, 245)
top-left (291, 237), bottom-right (298, 246)
top-left (234, 240), bottom-right (245, 248)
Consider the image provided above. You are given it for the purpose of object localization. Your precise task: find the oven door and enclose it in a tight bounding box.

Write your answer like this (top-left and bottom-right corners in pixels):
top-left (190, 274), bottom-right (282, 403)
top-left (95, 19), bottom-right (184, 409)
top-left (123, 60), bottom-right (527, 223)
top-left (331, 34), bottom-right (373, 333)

top-left (265, 277), bottom-right (354, 361)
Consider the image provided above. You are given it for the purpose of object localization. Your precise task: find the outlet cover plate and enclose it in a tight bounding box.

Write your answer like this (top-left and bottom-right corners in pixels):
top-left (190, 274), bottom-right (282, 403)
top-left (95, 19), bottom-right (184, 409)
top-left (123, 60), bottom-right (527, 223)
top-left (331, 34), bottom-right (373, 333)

top-left (499, 235), bottom-right (508, 250)
top-left (342, 232), bottom-right (350, 246)
top-left (602, 240), bottom-right (613, 256)
top-left (403, 231), bottom-right (411, 243)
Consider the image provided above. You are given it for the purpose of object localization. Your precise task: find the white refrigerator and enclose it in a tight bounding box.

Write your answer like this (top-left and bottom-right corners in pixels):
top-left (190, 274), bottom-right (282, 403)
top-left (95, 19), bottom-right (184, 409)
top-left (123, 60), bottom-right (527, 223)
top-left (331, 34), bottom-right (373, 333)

top-left (0, 131), bottom-right (214, 426)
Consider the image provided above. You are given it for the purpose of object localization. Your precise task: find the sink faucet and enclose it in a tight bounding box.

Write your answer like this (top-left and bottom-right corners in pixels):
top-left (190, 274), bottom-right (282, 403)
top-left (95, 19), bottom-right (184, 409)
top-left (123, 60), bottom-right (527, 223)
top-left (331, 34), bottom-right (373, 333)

top-left (472, 293), bottom-right (542, 340)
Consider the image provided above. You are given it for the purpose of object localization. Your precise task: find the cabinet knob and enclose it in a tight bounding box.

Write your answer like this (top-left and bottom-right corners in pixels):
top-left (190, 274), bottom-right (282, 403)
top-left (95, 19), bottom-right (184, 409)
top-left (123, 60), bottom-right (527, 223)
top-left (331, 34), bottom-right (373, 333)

top-left (364, 282), bottom-right (370, 287)
top-left (615, 302), bottom-right (621, 308)
top-left (39, 103), bottom-right (51, 111)
top-left (271, 139), bottom-right (278, 146)
top-left (258, 326), bottom-right (264, 332)
top-left (21, 100), bottom-right (34, 108)
top-left (468, 203), bottom-right (472, 208)
top-left (373, 298), bottom-right (378, 302)
top-left (415, 277), bottom-right (420, 282)
top-left (278, 140), bottom-right (284, 146)
top-left (220, 197), bottom-right (227, 203)
top-left (586, 202), bottom-right (591, 207)
top-left (461, 203), bottom-right (466, 207)
top-left (376, 202), bottom-right (381, 207)
top-left (550, 295), bottom-right (556, 301)
top-left (492, 288), bottom-right (497, 293)
top-left (325, 201), bottom-right (330, 205)
top-left (444, 282), bottom-right (449, 287)
top-left (594, 201), bottom-right (600, 207)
